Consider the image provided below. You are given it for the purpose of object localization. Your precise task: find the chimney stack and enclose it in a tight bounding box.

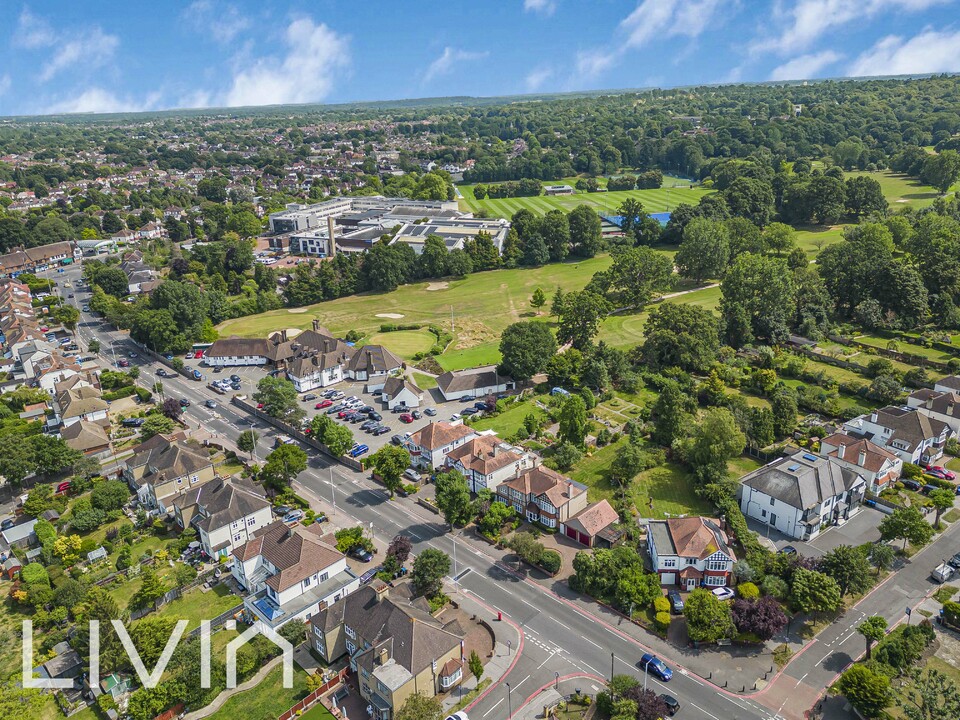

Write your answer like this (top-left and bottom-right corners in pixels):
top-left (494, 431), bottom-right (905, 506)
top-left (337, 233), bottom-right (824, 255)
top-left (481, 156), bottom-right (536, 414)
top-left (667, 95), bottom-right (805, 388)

top-left (280, 329), bottom-right (288, 343)
top-left (377, 646), bottom-right (388, 666)
top-left (567, 481), bottom-right (574, 498)
top-left (926, 397), bottom-right (934, 410)
top-left (949, 403), bottom-right (955, 417)
top-left (858, 448), bottom-right (867, 466)
top-left (326, 216), bottom-right (337, 258)
top-left (838, 443), bottom-right (846, 460)
top-left (870, 411), bottom-right (878, 423)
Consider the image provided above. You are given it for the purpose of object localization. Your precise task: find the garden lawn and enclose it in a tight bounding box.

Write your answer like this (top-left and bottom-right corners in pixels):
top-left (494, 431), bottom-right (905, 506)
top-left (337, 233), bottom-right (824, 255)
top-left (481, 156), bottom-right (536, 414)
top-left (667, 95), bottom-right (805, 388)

top-left (207, 663), bottom-right (310, 720)
top-left (154, 583), bottom-right (242, 630)
top-left (846, 170), bottom-right (960, 209)
top-left (299, 705), bottom-right (337, 720)
top-left (471, 399), bottom-right (546, 438)
top-left (411, 371), bottom-right (437, 389)
top-left (854, 334), bottom-right (956, 363)
top-left (365, 329), bottom-right (436, 358)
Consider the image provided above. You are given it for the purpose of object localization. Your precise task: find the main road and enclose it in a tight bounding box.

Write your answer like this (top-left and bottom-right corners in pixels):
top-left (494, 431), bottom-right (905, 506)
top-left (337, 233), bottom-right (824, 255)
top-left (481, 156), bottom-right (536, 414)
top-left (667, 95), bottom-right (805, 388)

top-left (54, 260), bottom-right (876, 720)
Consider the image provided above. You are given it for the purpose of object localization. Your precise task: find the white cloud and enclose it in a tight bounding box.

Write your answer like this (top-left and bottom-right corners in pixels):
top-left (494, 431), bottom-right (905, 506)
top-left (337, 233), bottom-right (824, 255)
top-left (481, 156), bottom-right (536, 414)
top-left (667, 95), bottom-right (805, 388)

top-left (0, 74), bottom-right (11, 97)
top-left (524, 0), bottom-right (557, 16)
top-left (750, 0), bottom-right (951, 56)
top-left (573, 0), bottom-right (724, 82)
top-left (14, 9), bottom-right (56, 48)
top-left (224, 18), bottom-right (350, 107)
top-left (44, 87), bottom-right (160, 115)
top-left (525, 65), bottom-right (554, 91)
top-left (423, 47), bottom-right (489, 84)
top-left (847, 28), bottom-right (960, 76)
top-left (770, 49), bottom-right (842, 80)
top-left (39, 27), bottom-right (119, 82)
top-left (184, 0), bottom-right (251, 44)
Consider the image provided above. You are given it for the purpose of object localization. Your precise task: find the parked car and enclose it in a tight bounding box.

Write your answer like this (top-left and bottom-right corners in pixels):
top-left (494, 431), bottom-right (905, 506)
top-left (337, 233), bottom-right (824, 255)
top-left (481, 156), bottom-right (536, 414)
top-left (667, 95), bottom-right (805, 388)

top-left (351, 546), bottom-right (374, 562)
top-left (82, 305), bottom-right (90, 312)
top-left (0, 518), bottom-right (15, 531)
top-left (932, 562), bottom-right (956, 583)
top-left (361, 420), bottom-right (378, 431)
top-left (121, 417), bottom-right (145, 427)
top-left (128, 351), bottom-right (138, 358)
top-left (283, 509), bottom-right (305, 523)
top-left (368, 411), bottom-right (382, 421)
top-left (948, 552), bottom-right (960, 570)
top-left (474, 402), bottom-right (490, 411)
top-left (399, 413), bottom-right (414, 423)
top-left (213, 366), bottom-right (223, 373)
top-left (639, 654), bottom-right (672, 682)
top-left (403, 468), bottom-right (422, 482)
top-left (779, 545), bottom-right (798, 555)
top-left (902, 479), bottom-right (922, 491)
top-left (921, 484), bottom-right (940, 495)
top-left (459, 395), bottom-right (475, 403)
top-left (231, 383), bottom-right (241, 391)
top-left (360, 566), bottom-right (383, 584)
top-left (192, 370), bottom-right (203, 380)
top-left (303, 394), bottom-right (318, 401)
top-left (444, 713), bottom-right (470, 720)
top-left (349, 444), bottom-right (369, 458)
top-left (391, 434), bottom-right (405, 445)
top-left (424, 407), bottom-right (437, 416)
top-left (273, 505), bottom-right (291, 516)
top-left (666, 590), bottom-right (684, 613)
top-left (711, 587), bottom-right (736, 601)
top-left (316, 399), bottom-right (333, 409)
top-left (374, 425), bottom-right (390, 436)
top-left (449, 413), bottom-right (461, 421)
top-left (461, 408), bottom-right (478, 416)
top-left (926, 465), bottom-right (957, 480)
top-left (185, 352), bottom-right (195, 359)
top-left (230, 375), bottom-right (241, 383)
top-left (660, 694), bottom-right (680, 716)
top-left (412, 410), bottom-right (422, 420)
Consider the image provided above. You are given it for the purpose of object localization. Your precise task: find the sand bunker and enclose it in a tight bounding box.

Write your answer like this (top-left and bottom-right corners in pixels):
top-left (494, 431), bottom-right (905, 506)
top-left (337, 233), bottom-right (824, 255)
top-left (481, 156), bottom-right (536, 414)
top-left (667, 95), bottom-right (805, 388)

top-left (376, 313), bottom-right (405, 319)
top-left (425, 281), bottom-right (449, 291)
top-left (287, 308), bottom-right (309, 313)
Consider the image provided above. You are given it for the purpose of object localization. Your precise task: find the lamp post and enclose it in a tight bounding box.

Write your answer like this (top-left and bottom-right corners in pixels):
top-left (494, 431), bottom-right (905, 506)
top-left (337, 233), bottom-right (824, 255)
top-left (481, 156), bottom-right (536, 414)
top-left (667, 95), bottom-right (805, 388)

top-left (506, 682), bottom-right (512, 718)
top-left (610, 651), bottom-right (615, 682)
top-left (330, 466), bottom-right (336, 516)
top-left (555, 671), bottom-right (560, 689)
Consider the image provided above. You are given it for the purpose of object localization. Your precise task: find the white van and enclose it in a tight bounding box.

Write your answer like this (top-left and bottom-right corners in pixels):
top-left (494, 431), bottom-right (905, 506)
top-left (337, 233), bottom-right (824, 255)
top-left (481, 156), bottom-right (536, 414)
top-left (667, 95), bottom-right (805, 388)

top-left (932, 562), bottom-right (956, 583)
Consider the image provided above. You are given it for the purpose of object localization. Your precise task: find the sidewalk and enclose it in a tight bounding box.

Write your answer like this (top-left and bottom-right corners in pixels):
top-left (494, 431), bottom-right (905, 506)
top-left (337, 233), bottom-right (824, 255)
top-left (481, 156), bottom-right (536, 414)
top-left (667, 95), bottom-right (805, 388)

top-left (512, 677), bottom-right (599, 720)
top-left (442, 586), bottom-right (524, 713)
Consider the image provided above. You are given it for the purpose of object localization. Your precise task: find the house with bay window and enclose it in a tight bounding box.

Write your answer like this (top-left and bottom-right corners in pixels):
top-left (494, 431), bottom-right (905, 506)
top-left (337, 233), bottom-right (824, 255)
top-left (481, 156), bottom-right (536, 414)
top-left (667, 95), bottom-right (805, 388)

top-left (495, 465), bottom-right (588, 529)
top-left (646, 516), bottom-right (736, 590)
top-left (121, 433), bottom-right (217, 511)
top-left (172, 477), bottom-right (273, 558)
top-left (443, 435), bottom-right (532, 493)
top-left (406, 421), bottom-right (478, 470)
top-left (231, 521), bottom-right (359, 630)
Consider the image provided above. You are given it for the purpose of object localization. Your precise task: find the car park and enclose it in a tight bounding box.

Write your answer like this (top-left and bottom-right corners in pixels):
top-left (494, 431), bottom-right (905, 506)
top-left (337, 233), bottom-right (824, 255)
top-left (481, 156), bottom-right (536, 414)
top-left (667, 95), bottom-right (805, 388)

top-left (639, 653), bottom-right (672, 681)
top-left (711, 587), bottom-right (736, 601)
top-left (666, 590), bottom-right (684, 613)
top-left (424, 407), bottom-right (437, 416)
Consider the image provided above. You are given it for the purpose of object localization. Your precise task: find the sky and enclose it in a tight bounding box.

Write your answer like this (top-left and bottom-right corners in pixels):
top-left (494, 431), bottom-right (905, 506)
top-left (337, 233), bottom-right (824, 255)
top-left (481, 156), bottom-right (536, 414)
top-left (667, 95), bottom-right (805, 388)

top-left (1, 0), bottom-right (959, 117)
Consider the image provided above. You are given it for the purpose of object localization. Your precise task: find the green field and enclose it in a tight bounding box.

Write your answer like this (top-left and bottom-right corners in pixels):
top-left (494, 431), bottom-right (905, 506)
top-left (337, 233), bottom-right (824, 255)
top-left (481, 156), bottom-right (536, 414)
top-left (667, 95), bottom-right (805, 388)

top-left (365, 329), bottom-right (435, 358)
top-left (846, 170), bottom-right (959, 209)
top-left (795, 225), bottom-right (845, 258)
top-left (457, 179), bottom-right (711, 219)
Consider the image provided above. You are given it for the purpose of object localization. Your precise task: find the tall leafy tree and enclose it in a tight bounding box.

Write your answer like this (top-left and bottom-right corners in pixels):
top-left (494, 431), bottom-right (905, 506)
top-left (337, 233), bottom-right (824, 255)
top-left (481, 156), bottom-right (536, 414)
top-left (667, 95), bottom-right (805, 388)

top-left (720, 253), bottom-right (795, 346)
top-left (675, 217), bottom-right (730, 282)
top-left (557, 290), bottom-right (610, 350)
top-left (568, 205), bottom-right (603, 258)
top-left (640, 302), bottom-right (720, 372)
top-left (558, 394), bottom-right (588, 446)
top-left (606, 246), bottom-right (674, 308)
top-left (857, 615), bottom-right (887, 659)
top-left (369, 445), bottom-right (410, 497)
top-left (498, 321), bottom-right (557, 380)
top-left (684, 588), bottom-right (735, 643)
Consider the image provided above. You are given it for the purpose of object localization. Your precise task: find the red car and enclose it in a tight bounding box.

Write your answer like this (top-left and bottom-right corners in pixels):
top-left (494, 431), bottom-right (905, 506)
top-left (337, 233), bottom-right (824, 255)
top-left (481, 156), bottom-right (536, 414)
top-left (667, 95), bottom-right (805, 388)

top-left (338, 410), bottom-right (351, 418)
top-left (256, 403), bottom-right (264, 409)
top-left (315, 399), bottom-right (333, 409)
top-left (399, 413), bottom-right (414, 423)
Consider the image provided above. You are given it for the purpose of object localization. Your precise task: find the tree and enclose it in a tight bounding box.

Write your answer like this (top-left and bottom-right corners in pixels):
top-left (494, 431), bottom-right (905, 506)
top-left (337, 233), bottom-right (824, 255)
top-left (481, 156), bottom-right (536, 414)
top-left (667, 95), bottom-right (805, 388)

top-left (278, 619), bottom-right (307, 647)
top-left (434, 469), bottom-right (472, 527)
top-left (568, 205), bottom-right (603, 257)
top-left (226, 211), bottom-right (261, 238)
top-left (261, 444), bottom-right (308, 490)
top-left (928, 488), bottom-right (955, 529)
top-left (509, 531), bottom-right (545, 568)
top-left (254, 376), bottom-right (303, 423)
top-left (770, 389), bottom-right (798, 438)
top-left (870, 542), bottom-right (896, 575)
top-left (31, 435), bottom-right (82, 476)
top-left (731, 596), bottom-right (787, 641)
top-left (676, 217), bottom-right (730, 282)
top-left (237, 430), bottom-right (259, 459)
top-left (681, 407), bottom-right (745, 484)
top-left (468, 649), bottom-right (483, 684)
top-left (91, 479), bottom-right (130, 511)
top-left (129, 567), bottom-right (166, 610)
top-left (640, 302), bottom-right (719, 373)
top-left (557, 290), bottom-right (609, 350)
top-left (395, 693), bottom-right (442, 720)
top-left (791, 568), bottom-right (842, 613)
top-left (819, 544), bottom-right (872, 596)
top-left (879, 506), bottom-right (934, 550)
top-left (141, 414), bottom-right (176, 440)
top-left (720, 253), bottom-right (795, 346)
top-left (723, 176), bottom-right (775, 226)
top-left (498, 321), bottom-right (557, 380)
top-left (606, 246), bottom-right (674, 307)
top-left (837, 664), bottom-right (890, 718)
top-left (323, 423), bottom-right (355, 457)
top-left (369, 444), bottom-right (410, 497)
top-left (387, 535), bottom-right (413, 565)
top-left (858, 615), bottom-right (888, 659)
top-left (530, 287), bottom-right (546, 313)
top-left (551, 286), bottom-right (565, 317)
top-left (845, 176), bottom-right (888, 217)
top-left (540, 209), bottom-right (571, 262)
top-left (650, 380), bottom-right (694, 447)
top-left (558, 394), bottom-right (588, 446)
top-left (683, 588), bottom-right (735, 643)
top-left (899, 667), bottom-right (960, 720)
top-left (418, 235), bottom-right (448, 278)
top-left (921, 150), bottom-right (960, 193)
top-left (54, 304), bottom-right (80, 330)
top-left (412, 548), bottom-right (450, 598)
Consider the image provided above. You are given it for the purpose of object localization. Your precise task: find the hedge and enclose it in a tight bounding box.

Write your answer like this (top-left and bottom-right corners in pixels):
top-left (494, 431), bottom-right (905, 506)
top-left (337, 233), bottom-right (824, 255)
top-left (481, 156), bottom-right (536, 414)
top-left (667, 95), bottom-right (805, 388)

top-left (103, 386), bottom-right (137, 401)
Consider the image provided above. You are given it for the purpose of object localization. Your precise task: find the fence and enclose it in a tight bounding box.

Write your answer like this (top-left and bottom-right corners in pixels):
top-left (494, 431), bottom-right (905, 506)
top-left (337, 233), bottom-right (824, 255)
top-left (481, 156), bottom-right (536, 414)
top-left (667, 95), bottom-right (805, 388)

top-left (276, 667), bottom-right (349, 720)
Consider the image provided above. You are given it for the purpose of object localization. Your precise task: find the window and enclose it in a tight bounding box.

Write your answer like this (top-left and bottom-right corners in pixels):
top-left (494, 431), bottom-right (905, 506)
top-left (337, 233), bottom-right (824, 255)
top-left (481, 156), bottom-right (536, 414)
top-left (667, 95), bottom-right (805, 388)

top-left (685, 558), bottom-right (696, 565)
top-left (191, 475), bottom-right (199, 484)
top-left (345, 625), bottom-right (356, 640)
top-left (708, 560), bottom-right (726, 571)
top-left (761, 509), bottom-right (767, 518)
top-left (247, 516), bottom-right (256, 526)
top-left (705, 575), bottom-right (725, 586)
top-left (319, 572), bottom-right (328, 583)
top-left (346, 640), bottom-right (356, 655)
top-left (233, 533), bottom-right (242, 543)
top-left (769, 497), bottom-right (776, 506)
top-left (314, 626), bottom-right (324, 638)
top-left (663, 558), bottom-right (677, 568)
top-left (303, 576), bottom-right (311, 587)
top-left (315, 640), bottom-right (325, 655)
top-left (440, 667), bottom-right (463, 688)
top-left (541, 517), bottom-right (557, 529)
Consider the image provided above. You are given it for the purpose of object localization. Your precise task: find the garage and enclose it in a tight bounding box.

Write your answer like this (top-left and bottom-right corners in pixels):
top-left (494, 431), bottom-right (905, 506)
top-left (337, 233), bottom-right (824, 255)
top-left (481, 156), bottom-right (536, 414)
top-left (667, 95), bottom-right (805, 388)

top-left (660, 572), bottom-right (676, 585)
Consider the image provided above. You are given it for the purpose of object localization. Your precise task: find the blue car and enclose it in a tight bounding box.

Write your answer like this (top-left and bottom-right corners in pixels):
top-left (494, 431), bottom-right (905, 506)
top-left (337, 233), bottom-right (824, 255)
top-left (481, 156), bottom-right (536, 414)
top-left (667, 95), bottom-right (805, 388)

top-left (639, 653), bottom-right (672, 682)
top-left (349, 444), bottom-right (369, 458)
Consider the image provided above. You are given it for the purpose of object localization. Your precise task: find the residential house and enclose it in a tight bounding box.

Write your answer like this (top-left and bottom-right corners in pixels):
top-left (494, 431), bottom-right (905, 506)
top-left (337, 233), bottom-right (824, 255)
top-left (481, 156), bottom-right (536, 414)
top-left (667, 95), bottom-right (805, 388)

top-left (843, 406), bottom-right (950, 465)
top-left (560, 500), bottom-right (621, 548)
top-left (33, 641), bottom-right (83, 688)
top-left (343, 345), bottom-right (403, 391)
top-left (646, 516), bottom-right (736, 590)
top-left (444, 435), bottom-right (532, 493)
top-left (52, 386), bottom-right (108, 428)
top-left (122, 433), bottom-right (217, 511)
top-left (496, 465), bottom-right (589, 529)
top-left (61, 419), bottom-right (112, 457)
top-left (173, 476), bottom-right (273, 558)
top-left (818, 433), bottom-right (902, 492)
top-left (738, 451), bottom-right (867, 541)
top-left (407, 421), bottom-right (478, 470)
top-left (436, 365), bottom-right (514, 401)
top-left (308, 582), bottom-right (466, 720)
top-left (906, 387), bottom-right (960, 436)
top-left (380, 376), bottom-right (423, 410)
top-left (232, 521), bottom-right (360, 629)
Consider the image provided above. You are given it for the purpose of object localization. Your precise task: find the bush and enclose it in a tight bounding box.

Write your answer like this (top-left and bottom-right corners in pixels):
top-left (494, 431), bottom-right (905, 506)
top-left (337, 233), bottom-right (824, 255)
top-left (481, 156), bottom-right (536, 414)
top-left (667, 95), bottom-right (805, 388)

top-left (653, 596), bottom-right (671, 614)
top-left (762, 575), bottom-right (789, 600)
top-left (902, 463), bottom-right (924, 480)
top-left (135, 387), bottom-right (152, 402)
top-left (539, 549), bottom-right (562, 574)
top-left (738, 582), bottom-right (760, 599)
top-left (654, 611), bottom-right (672, 631)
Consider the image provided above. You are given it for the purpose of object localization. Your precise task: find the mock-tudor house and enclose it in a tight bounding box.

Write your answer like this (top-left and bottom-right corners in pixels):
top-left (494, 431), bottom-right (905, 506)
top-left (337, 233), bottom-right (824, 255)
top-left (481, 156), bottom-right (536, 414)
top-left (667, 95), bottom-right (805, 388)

top-left (906, 386), bottom-right (960, 436)
top-left (308, 582), bottom-right (466, 720)
top-left (443, 435), bottom-right (532, 493)
top-left (843, 405), bottom-right (950, 465)
top-left (52, 386), bottom-right (108, 428)
top-left (232, 521), bottom-right (360, 629)
top-left (173, 476), bottom-right (273, 559)
top-left (496, 465), bottom-right (589, 529)
top-left (818, 432), bottom-right (902, 493)
top-left (646, 516), bottom-right (736, 590)
top-left (560, 499), bottom-right (621, 548)
top-left (436, 365), bottom-right (515, 401)
top-left (380, 376), bottom-right (423, 410)
top-left (407, 421), bottom-right (478, 470)
top-left (343, 345), bottom-right (403, 391)
top-left (738, 451), bottom-right (867, 541)
top-left (122, 433), bottom-right (217, 511)
top-left (61, 420), bottom-right (111, 458)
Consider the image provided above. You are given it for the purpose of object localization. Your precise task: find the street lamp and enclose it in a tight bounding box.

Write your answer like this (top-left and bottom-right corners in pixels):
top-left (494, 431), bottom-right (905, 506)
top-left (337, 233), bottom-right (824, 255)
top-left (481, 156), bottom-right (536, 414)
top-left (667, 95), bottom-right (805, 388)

top-left (452, 531), bottom-right (459, 592)
top-left (555, 671), bottom-right (560, 689)
top-left (506, 682), bottom-right (512, 717)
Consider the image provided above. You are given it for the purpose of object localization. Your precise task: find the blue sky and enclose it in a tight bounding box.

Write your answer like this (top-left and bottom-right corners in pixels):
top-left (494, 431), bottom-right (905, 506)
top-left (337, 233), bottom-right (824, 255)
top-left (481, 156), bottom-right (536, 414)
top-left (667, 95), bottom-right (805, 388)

top-left (1, 0), bottom-right (959, 117)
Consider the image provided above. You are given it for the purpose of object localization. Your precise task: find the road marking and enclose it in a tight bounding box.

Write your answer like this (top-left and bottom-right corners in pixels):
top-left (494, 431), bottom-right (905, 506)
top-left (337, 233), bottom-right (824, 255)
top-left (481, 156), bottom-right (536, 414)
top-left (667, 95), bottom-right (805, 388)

top-left (689, 703), bottom-right (721, 720)
top-left (513, 674), bottom-right (530, 690)
top-left (817, 651), bottom-right (832, 665)
top-left (795, 672), bottom-right (808, 687)
top-left (554, 620), bottom-right (573, 632)
top-left (482, 698), bottom-right (503, 717)
top-left (536, 652), bottom-right (556, 669)
top-left (580, 660), bottom-right (602, 676)
top-left (580, 635), bottom-right (601, 649)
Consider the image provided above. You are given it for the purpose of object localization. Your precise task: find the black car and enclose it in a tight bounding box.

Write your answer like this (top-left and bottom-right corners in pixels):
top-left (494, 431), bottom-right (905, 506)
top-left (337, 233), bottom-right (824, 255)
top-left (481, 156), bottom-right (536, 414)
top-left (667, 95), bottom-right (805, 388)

top-left (461, 407), bottom-right (478, 415)
top-left (360, 405), bottom-right (375, 414)
top-left (0, 518), bottom-right (14, 531)
top-left (303, 394), bottom-right (318, 401)
top-left (660, 694), bottom-right (680, 716)
top-left (231, 383), bottom-right (242, 391)
top-left (230, 375), bottom-right (241, 383)
top-left (391, 434), bottom-right (404, 445)
top-left (474, 401), bottom-right (489, 411)
top-left (121, 417), bottom-right (145, 427)
top-left (666, 590), bottom-right (684, 613)
top-left (779, 545), bottom-right (798, 555)
top-left (179, 398), bottom-right (191, 407)
top-left (213, 366), bottom-right (223, 373)
top-left (411, 410), bottom-right (422, 420)
top-left (459, 395), bottom-right (475, 403)
top-left (948, 552), bottom-right (960, 570)
top-left (273, 505), bottom-right (291, 516)
top-left (361, 420), bottom-right (378, 431)
top-left (374, 426), bottom-right (391, 436)
top-left (368, 411), bottom-right (382, 421)
top-left (360, 566), bottom-right (383, 584)
top-left (902, 478), bottom-right (922, 491)
top-left (350, 546), bottom-right (374, 562)
top-left (156, 368), bottom-right (168, 377)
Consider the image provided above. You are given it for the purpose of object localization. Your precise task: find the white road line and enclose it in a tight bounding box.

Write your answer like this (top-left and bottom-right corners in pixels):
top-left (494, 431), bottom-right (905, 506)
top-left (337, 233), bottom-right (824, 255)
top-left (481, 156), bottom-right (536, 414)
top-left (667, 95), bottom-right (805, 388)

top-left (795, 672), bottom-right (809, 687)
top-left (690, 703), bottom-right (721, 720)
top-left (554, 620), bottom-right (573, 632)
top-left (817, 651), bottom-right (832, 665)
top-left (482, 698), bottom-right (503, 717)
top-left (513, 674), bottom-right (531, 690)
top-left (581, 660), bottom-right (602, 676)
top-left (580, 635), bottom-right (601, 649)
top-left (536, 652), bottom-right (555, 669)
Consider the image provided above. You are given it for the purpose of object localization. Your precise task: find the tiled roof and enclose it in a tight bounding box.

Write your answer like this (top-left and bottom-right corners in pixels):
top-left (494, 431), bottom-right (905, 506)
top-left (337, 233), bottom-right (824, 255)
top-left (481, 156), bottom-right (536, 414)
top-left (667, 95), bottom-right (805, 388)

top-left (445, 436), bottom-right (522, 476)
top-left (410, 421), bottom-right (476, 451)
top-left (500, 465), bottom-right (586, 509)
top-left (564, 500), bottom-right (619, 538)
top-left (232, 520), bottom-right (345, 592)
top-left (174, 477), bottom-right (270, 533)
top-left (653, 516), bottom-right (735, 561)
top-left (820, 433), bottom-right (899, 474)
top-left (739, 451), bottom-right (864, 511)
top-left (436, 365), bottom-right (511, 394)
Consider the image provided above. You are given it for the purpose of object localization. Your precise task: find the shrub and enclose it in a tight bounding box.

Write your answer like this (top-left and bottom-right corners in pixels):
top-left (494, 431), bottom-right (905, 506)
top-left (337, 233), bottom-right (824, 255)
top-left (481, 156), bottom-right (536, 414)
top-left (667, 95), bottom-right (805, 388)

top-left (762, 575), bottom-right (789, 600)
top-left (902, 463), bottom-right (924, 480)
top-left (539, 549), bottom-right (562, 575)
top-left (653, 596), bottom-right (671, 614)
top-left (738, 582), bottom-right (760, 599)
top-left (655, 611), bottom-right (672, 631)
top-left (134, 387), bottom-right (152, 402)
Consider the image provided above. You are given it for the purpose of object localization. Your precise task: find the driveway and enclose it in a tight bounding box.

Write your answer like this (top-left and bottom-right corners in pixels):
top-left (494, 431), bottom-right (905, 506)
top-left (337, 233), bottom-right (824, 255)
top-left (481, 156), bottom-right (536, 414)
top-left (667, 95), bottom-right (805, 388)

top-left (744, 505), bottom-right (884, 558)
